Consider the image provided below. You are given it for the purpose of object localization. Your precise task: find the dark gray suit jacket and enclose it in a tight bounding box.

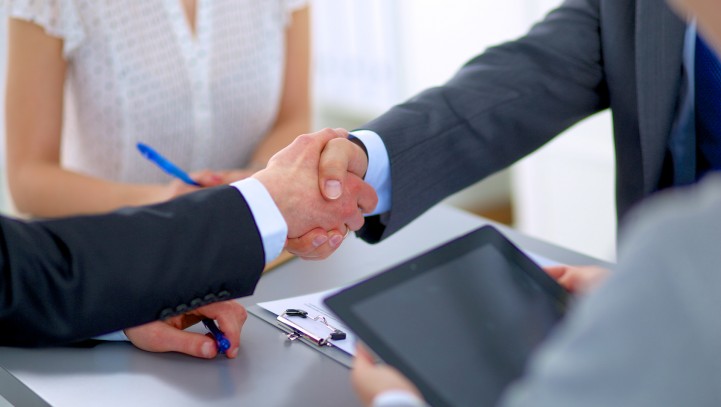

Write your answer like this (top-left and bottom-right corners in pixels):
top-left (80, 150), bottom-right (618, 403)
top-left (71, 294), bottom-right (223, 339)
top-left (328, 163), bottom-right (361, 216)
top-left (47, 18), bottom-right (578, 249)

top-left (358, 0), bottom-right (686, 243)
top-left (0, 186), bottom-right (265, 347)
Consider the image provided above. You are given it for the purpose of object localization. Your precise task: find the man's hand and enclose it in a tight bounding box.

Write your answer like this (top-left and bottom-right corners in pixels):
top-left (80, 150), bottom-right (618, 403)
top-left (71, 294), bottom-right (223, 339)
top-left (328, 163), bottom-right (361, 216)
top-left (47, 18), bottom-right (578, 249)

top-left (351, 344), bottom-right (424, 407)
top-left (312, 135), bottom-right (370, 201)
top-left (253, 128), bottom-right (377, 244)
top-left (544, 265), bottom-right (610, 295)
top-left (318, 136), bottom-right (370, 200)
top-left (125, 300), bottom-right (247, 359)
top-left (284, 133), bottom-right (372, 259)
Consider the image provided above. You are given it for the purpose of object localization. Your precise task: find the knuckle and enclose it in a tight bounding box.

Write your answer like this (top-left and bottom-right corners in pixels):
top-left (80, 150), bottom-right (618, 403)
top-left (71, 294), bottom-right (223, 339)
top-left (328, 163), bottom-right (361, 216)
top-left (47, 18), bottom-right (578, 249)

top-left (294, 134), bottom-right (314, 146)
top-left (320, 127), bottom-right (336, 137)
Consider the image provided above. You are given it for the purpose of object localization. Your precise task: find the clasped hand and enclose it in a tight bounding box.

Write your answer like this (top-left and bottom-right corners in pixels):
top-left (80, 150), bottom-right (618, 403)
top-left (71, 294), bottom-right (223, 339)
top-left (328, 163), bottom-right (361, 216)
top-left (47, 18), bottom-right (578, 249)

top-left (254, 128), bottom-right (377, 259)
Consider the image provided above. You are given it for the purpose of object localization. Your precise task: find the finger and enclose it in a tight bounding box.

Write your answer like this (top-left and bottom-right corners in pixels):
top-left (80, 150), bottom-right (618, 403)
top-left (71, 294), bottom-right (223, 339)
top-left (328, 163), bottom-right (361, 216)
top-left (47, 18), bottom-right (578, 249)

top-left (343, 207), bottom-right (366, 233)
top-left (327, 138), bottom-right (368, 178)
top-left (272, 128), bottom-right (343, 168)
top-left (543, 265), bottom-right (569, 280)
top-left (146, 324), bottom-right (219, 359)
top-left (332, 127), bottom-right (350, 138)
top-left (195, 301), bottom-right (247, 359)
top-left (355, 343), bottom-right (376, 365)
top-left (328, 228), bottom-right (349, 249)
top-left (319, 138), bottom-right (367, 200)
top-left (354, 177), bottom-right (378, 214)
top-left (296, 128), bottom-right (344, 155)
top-left (192, 169), bottom-right (224, 187)
top-left (286, 229), bottom-right (346, 260)
top-left (285, 228), bottom-right (330, 257)
top-left (301, 243), bottom-right (342, 260)
top-left (558, 273), bottom-right (582, 292)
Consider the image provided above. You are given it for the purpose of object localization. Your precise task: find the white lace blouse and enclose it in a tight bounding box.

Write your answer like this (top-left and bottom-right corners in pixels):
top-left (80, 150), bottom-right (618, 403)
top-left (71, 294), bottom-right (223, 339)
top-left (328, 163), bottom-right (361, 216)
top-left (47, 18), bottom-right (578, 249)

top-left (6, 0), bottom-right (307, 183)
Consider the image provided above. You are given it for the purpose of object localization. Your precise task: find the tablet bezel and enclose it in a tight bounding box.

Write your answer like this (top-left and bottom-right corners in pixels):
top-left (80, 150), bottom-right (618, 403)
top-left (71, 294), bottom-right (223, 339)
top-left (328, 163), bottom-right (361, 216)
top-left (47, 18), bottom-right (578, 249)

top-left (324, 225), bottom-right (570, 407)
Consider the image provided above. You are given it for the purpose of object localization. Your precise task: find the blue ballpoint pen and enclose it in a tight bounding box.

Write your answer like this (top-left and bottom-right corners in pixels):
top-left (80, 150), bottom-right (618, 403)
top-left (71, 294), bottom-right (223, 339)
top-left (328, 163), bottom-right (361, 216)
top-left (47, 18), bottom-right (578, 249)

top-left (202, 318), bottom-right (231, 355)
top-left (136, 142), bottom-right (231, 354)
top-left (136, 142), bottom-right (201, 186)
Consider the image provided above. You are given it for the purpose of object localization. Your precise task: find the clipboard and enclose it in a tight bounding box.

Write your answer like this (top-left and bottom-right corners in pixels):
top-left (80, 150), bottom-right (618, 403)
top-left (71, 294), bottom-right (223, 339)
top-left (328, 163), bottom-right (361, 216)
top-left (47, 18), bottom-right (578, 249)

top-left (247, 302), bottom-right (354, 368)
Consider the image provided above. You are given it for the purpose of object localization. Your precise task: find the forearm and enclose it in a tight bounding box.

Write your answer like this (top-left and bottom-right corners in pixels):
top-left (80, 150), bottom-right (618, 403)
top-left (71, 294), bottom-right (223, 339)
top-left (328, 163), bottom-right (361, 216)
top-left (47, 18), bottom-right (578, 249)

top-left (250, 6), bottom-right (311, 167)
top-left (9, 162), bottom-right (171, 217)
top-left (5, 19), bottom-right (171, 218)
top-left (0, 186), bottom-right (265, 346)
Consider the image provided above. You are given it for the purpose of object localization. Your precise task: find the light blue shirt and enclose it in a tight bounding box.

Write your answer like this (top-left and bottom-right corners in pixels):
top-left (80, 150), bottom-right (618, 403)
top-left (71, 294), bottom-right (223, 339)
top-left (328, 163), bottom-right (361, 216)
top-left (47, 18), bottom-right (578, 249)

top-left (667, 23), bottom-right (698, 185)
top-left (351, 130), bottom-right (393, 215)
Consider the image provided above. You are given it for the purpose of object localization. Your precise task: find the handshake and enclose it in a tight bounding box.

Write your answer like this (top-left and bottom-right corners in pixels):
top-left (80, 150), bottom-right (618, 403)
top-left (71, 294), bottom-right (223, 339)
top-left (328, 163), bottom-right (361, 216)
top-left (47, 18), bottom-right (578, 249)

top-left (251, 128), bottom-right (377, 260)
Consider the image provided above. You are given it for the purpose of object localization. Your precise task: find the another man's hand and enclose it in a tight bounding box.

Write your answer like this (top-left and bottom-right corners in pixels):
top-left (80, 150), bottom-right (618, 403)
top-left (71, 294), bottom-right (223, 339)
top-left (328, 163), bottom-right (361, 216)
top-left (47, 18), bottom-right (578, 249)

top-left (125, 300), bottom-right (247, 359)
top-left (317, 135), bottom-right (370, 200)
top-left (352, 344), bottom-right (424, 407)
top-left (253, 128), bottom-right (377, 259)
top-left (544, 265), bottom-right (610, 295)
top-left (284, 131), bottom-right (372, 259)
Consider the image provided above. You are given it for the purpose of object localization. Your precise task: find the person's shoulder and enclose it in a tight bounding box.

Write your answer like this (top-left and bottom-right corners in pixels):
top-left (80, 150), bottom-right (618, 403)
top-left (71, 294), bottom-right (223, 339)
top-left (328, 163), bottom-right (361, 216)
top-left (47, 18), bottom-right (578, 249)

top-left (6, 0), bottom-right (88, 57)
top-left (620, 174), bottom-right (721, 264)
top-left (625, 175), bottom-right (721, 229)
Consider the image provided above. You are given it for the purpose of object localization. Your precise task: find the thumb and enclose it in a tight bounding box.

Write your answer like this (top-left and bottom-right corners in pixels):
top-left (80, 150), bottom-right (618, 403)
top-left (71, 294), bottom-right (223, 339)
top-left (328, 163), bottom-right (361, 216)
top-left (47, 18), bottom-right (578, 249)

top-left (354, 343), bottom-right (376, 366)
top-left (147, 324), bottom-right (219, 359)
top-left (320, 138), bottom-right (367, 200)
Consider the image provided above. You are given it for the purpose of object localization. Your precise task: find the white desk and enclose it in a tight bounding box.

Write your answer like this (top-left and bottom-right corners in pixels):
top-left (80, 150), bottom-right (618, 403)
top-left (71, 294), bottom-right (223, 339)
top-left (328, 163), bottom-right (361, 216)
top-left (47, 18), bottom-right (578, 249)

top-left (0, 205), bottom-right (608, 406)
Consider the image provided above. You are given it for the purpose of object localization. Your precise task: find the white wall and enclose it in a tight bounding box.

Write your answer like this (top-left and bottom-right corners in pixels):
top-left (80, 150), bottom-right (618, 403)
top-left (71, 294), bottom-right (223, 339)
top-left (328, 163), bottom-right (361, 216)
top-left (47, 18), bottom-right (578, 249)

top-left (512, 113), bottom-right (616, 261)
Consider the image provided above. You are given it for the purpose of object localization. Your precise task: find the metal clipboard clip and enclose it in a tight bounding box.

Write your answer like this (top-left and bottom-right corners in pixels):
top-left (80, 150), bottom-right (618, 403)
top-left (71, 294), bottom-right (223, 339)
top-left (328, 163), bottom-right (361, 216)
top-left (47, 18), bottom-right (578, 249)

top-left (277, 308), bottom-right (347, 347)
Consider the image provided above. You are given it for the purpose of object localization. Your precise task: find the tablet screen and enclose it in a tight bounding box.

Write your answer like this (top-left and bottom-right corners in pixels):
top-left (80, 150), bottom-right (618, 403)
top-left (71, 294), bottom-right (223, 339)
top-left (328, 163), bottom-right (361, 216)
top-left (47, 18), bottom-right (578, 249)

top-left (325, 226), bottom-right (569, 407)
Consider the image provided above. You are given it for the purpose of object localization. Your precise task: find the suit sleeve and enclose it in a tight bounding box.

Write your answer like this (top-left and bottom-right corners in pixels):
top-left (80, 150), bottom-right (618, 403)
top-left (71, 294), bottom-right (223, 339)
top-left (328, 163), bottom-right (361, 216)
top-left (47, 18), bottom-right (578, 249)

top-left (0, 186), bottom-right (265, 347)
top-left (358, 0), bottom-right (607, 243)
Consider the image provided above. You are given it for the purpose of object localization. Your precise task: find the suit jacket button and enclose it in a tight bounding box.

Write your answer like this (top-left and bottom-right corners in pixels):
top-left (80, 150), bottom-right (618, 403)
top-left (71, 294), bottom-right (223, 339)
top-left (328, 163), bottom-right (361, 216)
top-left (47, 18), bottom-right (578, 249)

top-left (175, 304), bottom-right (189, 314)
top-left (190, 298), bottom-right (203, 309)
top-left (203, 293), bottom-right (218, 303)
top-left (159, 308), bottom-right (174, 320)
top-left (218, 290), bottom-right (231, 300)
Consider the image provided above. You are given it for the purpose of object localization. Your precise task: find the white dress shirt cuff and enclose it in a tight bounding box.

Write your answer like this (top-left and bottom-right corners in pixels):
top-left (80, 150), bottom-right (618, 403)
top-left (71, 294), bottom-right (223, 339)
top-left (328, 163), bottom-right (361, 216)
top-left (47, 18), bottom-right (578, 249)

top-left (232, 178), bottom-right (288, 264)
top-left (93, 330), bottom-right (129, 341)
top-left (350, 130), bottom-right (392, 215)
top-left (372, 390), bottom-right (428, 407)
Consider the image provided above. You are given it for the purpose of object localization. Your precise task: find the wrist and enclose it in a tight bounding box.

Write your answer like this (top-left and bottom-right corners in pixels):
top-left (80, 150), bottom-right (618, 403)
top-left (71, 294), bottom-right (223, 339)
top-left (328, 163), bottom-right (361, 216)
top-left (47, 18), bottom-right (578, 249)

top-left (233, 177), bottom-right (288, 263)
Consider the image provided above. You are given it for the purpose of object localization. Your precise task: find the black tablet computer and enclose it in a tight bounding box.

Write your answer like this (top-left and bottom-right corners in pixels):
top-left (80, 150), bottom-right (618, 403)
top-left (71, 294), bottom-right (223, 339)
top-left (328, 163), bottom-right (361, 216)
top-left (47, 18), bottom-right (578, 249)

top-left (324, 225), bottom-right (570, 407)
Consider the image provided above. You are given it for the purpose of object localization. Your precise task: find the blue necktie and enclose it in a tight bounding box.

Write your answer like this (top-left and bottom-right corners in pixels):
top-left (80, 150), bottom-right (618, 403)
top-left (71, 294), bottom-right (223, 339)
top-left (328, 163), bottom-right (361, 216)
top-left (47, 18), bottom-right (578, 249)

top-left (695, 34), bottom-right (721, 175)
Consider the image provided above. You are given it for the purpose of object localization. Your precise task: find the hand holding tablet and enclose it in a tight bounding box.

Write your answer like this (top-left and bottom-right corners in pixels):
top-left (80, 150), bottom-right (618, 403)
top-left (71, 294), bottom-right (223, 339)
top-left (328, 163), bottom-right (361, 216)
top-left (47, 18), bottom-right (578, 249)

top-left (325, 225), bottom-right (571, 407)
